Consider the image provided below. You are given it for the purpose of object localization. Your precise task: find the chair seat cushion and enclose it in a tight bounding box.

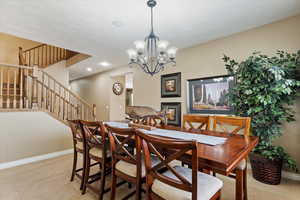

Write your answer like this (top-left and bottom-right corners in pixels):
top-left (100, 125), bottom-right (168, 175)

top-left (75, 142), bottom-right (83, 150)
top-left (235, 159), bottom-right (246, 170)
top-left (115, 155), bottom-right (160, 177)
top-left (152, 165), bottom-right (223, 200)
top-left (89, 147), bottom-right (103, 158)
top-left (89, 147), bottom-right (111, 158)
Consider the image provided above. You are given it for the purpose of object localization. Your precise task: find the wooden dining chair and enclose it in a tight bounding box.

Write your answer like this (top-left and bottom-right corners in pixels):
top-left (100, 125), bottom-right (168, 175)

top-left (212, 115), bottom-right (251, 200)
top-left (182, 114), bottom-right (211, 131)
top-left (213, 116), bottom-right (251, 136)
top-left (181, 115), bottom-right (211, 167)
top-left (106, 124), bottom-right (159, 200)
top-left (141, 115), bottom-right (166, 127)
top-left (135, 129), bottom-right (223, 200)
top-left (80, 120), bottom-right (111, 200)
top-left (68, 120), bottom-right (86, 190)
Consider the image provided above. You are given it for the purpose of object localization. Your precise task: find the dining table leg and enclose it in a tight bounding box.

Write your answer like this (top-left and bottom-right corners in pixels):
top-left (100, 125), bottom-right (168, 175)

top-left (236, 168), bottom-right (244, 200)
top-left (243, 167), bottom-right (248, 200)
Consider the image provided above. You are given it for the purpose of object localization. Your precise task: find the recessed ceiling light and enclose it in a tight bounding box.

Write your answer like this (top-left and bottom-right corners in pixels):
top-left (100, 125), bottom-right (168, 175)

top-left (86, 67), bottom-right (92, 72)
top-left (98, 61), bottom-right (111, 67)
top-left (112, 20), bottom-right (123, 28)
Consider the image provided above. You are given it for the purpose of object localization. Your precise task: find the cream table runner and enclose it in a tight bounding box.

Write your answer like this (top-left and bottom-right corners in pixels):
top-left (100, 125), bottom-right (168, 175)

top-left (105, 122), bottom-right (227, 146)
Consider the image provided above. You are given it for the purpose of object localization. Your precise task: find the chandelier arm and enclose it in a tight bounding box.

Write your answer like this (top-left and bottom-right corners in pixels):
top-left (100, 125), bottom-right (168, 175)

top-left (129, 61), bottom-right (150, 74)
top-left (134, 57), bottom-right (150, 73)
top-left (142, 64), bottom-right (151, 74)
top-left (153, 62), bottom-right (160, 74)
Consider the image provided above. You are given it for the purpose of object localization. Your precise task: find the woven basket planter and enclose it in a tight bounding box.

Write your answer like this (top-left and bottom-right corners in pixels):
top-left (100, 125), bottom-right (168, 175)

top-left (249, 153), bottom-right (283, 185)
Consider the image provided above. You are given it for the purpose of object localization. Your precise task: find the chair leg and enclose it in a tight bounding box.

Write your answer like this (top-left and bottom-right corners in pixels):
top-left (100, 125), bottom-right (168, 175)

top-left (70, 150), bottom-right (77, 182)
top-left (80, 152), bottom-right (86, 190)
top-left (136, 179), bottom-right (141, 200)
top-left (243, 168), bottom-right (248, 200)
top-left (128, 183), bottom-right (132, 189)
top-left (82, 157), bottom-right (90, 195)
top-left (110, 167), bottom-right (117, 200)
top-left (99, 162), bottom-right (106, 200)
top-left (235, 169), bottom-right (244, 200)
top-left (216, 191), bottom-right (221, 200)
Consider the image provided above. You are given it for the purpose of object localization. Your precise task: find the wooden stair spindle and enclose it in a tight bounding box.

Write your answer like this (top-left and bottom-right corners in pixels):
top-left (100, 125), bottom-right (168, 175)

top-left (20, 68), bottom-right (23, 109)
top-left (0, 63), bottom-right (95, 123)
top-left (13, 70), bottom-right (17, 108)
top-left (31, 65), bottom-right (38, 109)
top-left (19, 44), bottom-right (72, 69)
top-left (0, 68), bottom-right (3, 108)
top-left (7, 69), bottom-right (10, 108)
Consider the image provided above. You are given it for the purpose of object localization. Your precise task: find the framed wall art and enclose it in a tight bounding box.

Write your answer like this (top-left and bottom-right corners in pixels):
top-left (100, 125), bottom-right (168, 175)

top-left (161, 72), bottom-right (181, 98)
top-left (187, 75), bottom-right (235, 114)
top-left (161, 102), bottom-right (181, 126)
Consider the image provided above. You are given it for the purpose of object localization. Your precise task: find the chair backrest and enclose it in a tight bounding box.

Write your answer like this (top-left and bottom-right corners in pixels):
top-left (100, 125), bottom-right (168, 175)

top-left (126, 106), bottom-right (160, 119)
top-left (105, 124), bottom-right (141, 173)
top-left (79, 121), bottom-right (107, 152)
top-left (141, 115), bottom-right (166, 127)
top-left (212, 116), bottom-right (251, 136)
top-left (135, 130), bottom-right (198, 200)
top-left (126, 106), bottom-right (167, 125)
top-left (183, 114), bottom-right (210, 131)
top-left (68, 120), bottom-right (84, 147)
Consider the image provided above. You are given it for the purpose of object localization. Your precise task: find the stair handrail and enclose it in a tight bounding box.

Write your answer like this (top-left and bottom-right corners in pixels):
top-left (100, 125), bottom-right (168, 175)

top-left (38, 69), bottom-right (93, 110)
top-left (23, 44), bottom-right (46, 53)
top-left (19, 44), bottom-right (67, 67)
top-left (0, 63), bottom-right (96, 122)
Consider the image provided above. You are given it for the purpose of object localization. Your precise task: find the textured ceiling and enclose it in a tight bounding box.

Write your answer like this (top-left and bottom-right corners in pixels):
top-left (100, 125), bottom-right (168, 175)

top-left (1, 0), bottom-right (300, 80)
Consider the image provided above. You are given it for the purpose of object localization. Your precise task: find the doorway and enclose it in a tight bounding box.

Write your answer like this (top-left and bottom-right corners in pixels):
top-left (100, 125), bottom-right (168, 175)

top-left (125, 73), bottom-right (133, 107)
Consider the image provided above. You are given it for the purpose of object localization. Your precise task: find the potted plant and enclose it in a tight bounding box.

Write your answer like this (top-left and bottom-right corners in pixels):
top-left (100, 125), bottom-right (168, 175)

top-left (223, 50), bottom-right (300, 185)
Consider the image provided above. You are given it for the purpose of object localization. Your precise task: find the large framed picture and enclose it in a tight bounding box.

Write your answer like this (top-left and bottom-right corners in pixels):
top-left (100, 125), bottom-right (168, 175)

top-left (187, 75), bottom-right (235, 114)
top-left (161, 72), bottom-right (181, 98)
top-left (161, 102), bottom-right (181, 126)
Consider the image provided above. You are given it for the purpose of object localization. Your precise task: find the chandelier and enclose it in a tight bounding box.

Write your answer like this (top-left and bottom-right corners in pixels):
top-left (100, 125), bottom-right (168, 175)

top-left (127, 0), bottom-right (178, 76)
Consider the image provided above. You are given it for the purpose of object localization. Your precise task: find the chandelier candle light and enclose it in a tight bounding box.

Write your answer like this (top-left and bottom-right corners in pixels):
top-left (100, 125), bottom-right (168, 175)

top-left (127, 0), bottom-right (178, 76)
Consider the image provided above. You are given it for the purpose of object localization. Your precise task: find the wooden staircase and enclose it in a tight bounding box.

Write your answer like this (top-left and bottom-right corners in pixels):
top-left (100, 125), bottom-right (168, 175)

top-left (0, 43), bottom-right (94, 125)
top-left (0, 63), bottom-right (96, 125)
top-left (1, 83), bottom-right (21, 108)
top-left (19, 44), bottom-right (79, 68)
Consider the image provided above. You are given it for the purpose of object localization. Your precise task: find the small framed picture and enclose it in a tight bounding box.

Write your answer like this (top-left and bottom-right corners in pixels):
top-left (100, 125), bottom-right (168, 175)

top-left (187, 75), bottom-right (235, 114)
top-left (161, 102), bottom-right (181, 126)
top-left (161, 72), bottom-right (181, 98)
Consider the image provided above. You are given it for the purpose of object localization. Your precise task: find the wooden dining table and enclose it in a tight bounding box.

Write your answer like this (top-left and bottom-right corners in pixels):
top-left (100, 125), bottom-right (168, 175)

top-left (158, 125), bottom-right (259, 176)
top-left (154, 125), bottom-right (259, 200)
top-left (106, 122), bottom-right (259, 200)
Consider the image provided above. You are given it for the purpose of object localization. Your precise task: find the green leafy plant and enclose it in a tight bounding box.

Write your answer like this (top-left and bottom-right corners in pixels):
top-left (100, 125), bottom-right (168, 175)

top-left (223, 50), bottom-right (300, 171)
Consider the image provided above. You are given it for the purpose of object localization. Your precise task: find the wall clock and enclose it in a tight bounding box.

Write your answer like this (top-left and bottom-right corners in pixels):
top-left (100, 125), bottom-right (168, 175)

top-left (112, 82), bottom-right (123, 95)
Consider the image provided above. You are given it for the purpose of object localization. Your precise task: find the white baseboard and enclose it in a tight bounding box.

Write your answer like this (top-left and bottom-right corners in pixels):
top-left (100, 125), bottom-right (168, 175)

top-left (247, 162), bottom-right (300, 182)
top-left (1, 150), bottom-right (299, 181)
top-left (0, 149), bottom-right (73, 170)
top-left (282, 170), bottom-right (300, 182)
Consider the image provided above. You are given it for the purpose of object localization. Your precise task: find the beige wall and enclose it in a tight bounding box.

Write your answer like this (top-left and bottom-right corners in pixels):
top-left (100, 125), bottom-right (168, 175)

top-left (44, 60), bottom-right (69, 87)
top-left (0, 33), bottom-right (72, 163)
top-left (133, 15), bottom-right (300, 170)
top-left (109, 76), bottom-right (126, 121)
top-left (71, 15), bottom-right (300, 170)
top-left (70, 67), bottom-right (132, 121)
top-left (0, 112), bottom-right (72, 163)
top-left (0, 32), bottom-right (70, 86)
top-left (0, 32), bottom-right (41, 65)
